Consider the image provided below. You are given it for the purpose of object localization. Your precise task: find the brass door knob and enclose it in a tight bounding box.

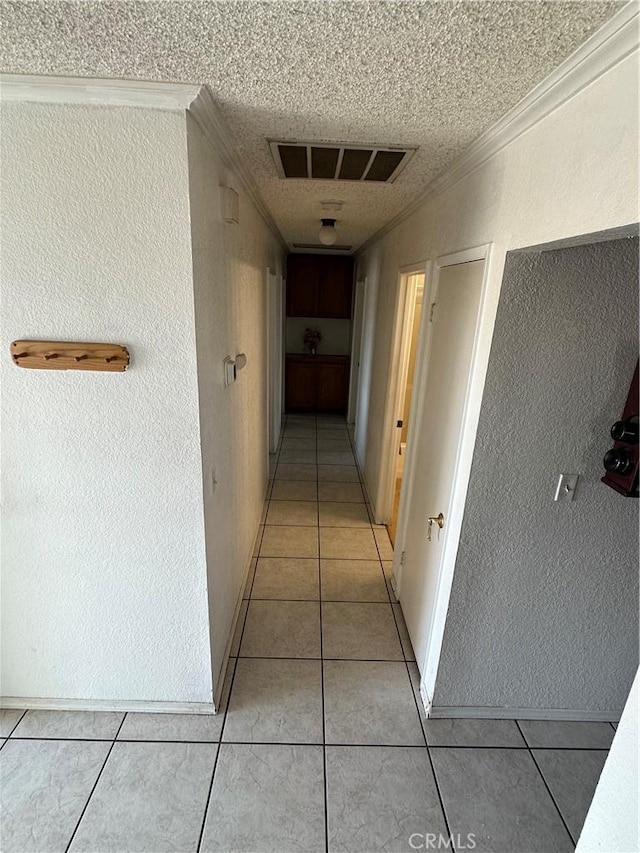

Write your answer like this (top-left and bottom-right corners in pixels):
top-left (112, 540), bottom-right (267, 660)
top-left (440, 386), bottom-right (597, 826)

top-left (428, 513), bottom-right (445, 529)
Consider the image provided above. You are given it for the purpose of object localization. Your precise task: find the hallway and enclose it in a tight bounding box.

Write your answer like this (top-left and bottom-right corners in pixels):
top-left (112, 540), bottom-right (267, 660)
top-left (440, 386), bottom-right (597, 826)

top-left (0, 414), bottom-right (616, 852)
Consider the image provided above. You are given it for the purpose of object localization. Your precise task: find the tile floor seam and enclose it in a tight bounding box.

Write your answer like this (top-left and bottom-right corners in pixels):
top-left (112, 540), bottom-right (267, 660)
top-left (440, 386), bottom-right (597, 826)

top-left (6, 736), bottom-right (609, 750)
top-left (395, 633), bottom-right (455, 843)
top-left (316, 438), bottom-right (330, 853)
top-left (344, 425), bottom-right (406, 665)
top-left (333, 420), bottom-right (460, 845)
top-left (514, 719), bottom-right (576, 847)
top-left (237, 656), bottom-right (416, 662)
top-left (3, 709), bottom-right (28, 741)
top-left (63, 711), bottom-right (128, 853)
top-left (350, 405), bottom-right (458, 848)
top-left (249, 598), bottom-right (399, 604)
top-left (197, 654), bottom-right (239, 853)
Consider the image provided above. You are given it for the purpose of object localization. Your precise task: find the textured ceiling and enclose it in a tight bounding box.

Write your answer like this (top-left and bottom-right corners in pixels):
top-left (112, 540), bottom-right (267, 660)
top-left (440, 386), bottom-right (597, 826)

top-left (0, 1), bottom-right (623, 252)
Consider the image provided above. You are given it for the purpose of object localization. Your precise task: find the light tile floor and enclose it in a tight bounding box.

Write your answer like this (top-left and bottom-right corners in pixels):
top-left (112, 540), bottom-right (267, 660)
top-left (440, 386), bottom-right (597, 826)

top-left (0, 415), bottom-right (616, 852)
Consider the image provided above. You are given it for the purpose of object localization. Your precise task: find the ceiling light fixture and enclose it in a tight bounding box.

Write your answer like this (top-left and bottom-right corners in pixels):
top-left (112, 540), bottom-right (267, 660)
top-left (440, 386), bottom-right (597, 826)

top-left (318, 218), bottom-right (338, 246)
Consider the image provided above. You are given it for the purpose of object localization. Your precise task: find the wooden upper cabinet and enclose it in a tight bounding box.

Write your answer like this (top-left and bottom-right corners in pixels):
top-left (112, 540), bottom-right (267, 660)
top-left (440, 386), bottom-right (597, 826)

top-left (317, 256), bottom-right (353, 318)
top-left (286, 254), bottom-right (353, 319)
top-left (286, 255), bottom-right (320, 316)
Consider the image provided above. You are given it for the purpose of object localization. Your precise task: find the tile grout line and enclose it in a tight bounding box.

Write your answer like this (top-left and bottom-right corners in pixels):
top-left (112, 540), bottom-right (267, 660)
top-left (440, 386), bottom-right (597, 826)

top-left (248, 598), bottom-right (399, 604)
top-left (315, 414), bottom-right (330, 853)
top-left (236, 655), bottom-right (417, 662)
top-left (256, 413), bottom-right (328, 852)
top-left (250, 415), bottom-right (288, 598)
top-left (4, 735), bottom-right (610, 750)
top-left (346, 420), bottom-right (455, 847)
top-left (258, 553), bottom-right (394, 561)
top-left (514, 720), bottom-right (577, 847)
top-left (195, 662), bottom-right (235, 853)
top-left (64, 712), bottom-right (128, 853)
top-left (1, 708), bottom-right (28, 743)
top-left (345, 420), bottom-right (407, 662)
top-left (195, 417), bottom-right (294, 849)
top-left (374, 518), bottom-right (456, 845)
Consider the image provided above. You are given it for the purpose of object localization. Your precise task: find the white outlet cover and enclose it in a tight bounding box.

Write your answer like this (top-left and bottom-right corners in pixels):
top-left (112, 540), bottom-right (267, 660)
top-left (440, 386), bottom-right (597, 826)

top-left (554, 473), bottom-right (579, 502)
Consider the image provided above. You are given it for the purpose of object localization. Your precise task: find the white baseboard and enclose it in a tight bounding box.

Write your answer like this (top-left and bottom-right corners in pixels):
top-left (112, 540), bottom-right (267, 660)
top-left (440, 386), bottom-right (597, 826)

top-left (351, 444), bottom-right (378, 521)
top-left (0, 696), bottom-right (216, 715)
top-left (429, 705), bottom-right (619, 722)
top-left (389, 573), bottom-right (399, 596)
top-left (212, 521), bottom-right (262, 708)
top-left (420, 681), bottom-right (433, 717)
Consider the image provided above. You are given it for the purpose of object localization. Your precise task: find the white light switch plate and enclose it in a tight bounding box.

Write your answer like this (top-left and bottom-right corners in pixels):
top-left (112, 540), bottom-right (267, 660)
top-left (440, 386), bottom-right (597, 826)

top-left (554, 473), bottom-right (578, 502)
top-left (223, 356), bottom-right (236, 387)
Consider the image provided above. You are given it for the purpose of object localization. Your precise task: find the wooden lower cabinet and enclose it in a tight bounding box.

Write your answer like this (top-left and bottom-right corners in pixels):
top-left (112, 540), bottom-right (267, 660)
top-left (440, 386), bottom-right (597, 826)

top-left (285, 354), bottom-right (350, 413)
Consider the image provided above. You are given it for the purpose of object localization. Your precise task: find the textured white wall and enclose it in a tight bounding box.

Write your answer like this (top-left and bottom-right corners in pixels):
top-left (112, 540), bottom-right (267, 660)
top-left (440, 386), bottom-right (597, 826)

top-left (356, 52), bottom-right (638, 516)
top-left (186, 115), bottom-right (284, 699)
top-left (1, 103), bottom-right (213, 705)
top-left (435, 239), bottom-right (638, 713)
top-left (577, 669), bottom-right (639, 852)
top-left (355, 52), bottom-right (638, 710)
top-left (353, 251), bottom-right (381, 476)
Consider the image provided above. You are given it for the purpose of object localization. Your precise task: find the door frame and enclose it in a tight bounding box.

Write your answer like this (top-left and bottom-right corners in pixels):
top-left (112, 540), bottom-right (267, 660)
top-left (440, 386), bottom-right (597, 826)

top-left (393, 244), bottom-right (493, 712)
top-left (266, 267), bottom-right (283, 454)
top-left (347, 275), bottom-right (366, 424)
top-left (377, 263), bottom-right (428, 522)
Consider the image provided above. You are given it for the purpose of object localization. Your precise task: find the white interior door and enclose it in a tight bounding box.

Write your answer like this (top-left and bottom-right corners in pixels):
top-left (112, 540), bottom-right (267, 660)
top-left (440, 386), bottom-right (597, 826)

top-left (347, 277), bottom-right (366, 424)
top-left (398, 259), bottom-right (485, 686)
top-left (267, 270), bottom-right (283, 453)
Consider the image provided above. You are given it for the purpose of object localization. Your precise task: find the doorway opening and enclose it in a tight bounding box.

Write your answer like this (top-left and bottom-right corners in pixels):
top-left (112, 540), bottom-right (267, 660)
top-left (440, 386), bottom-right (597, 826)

top-left (382, 268), bottom-right (426, 545)
top-left (267, 267), bottom-right (284, 454)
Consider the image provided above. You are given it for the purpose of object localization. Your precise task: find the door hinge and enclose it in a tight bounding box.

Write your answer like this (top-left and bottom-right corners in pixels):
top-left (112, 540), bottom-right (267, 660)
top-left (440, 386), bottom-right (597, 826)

top-left (397, 419), bottom-right (403, 428)
top-left (400, 550), bottom-right (406, 567)
top-left (429, 302), bottom-right (436, 323)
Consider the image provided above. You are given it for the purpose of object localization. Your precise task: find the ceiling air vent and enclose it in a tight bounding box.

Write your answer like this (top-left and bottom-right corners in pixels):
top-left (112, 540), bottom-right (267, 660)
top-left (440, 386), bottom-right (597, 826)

top-left (270, 141), bottom-right (415, 183)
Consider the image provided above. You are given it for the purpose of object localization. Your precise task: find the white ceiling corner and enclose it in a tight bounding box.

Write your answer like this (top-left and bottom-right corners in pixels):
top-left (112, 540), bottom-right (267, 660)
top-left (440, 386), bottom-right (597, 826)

top-left (0, 1), bottom-right (631, 253)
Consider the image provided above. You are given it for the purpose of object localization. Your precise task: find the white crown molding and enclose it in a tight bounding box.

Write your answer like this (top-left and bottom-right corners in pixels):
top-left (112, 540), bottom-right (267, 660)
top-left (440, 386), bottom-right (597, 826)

top-left (188, 86), bottom-right (287, 250)
top-left (0, 73), bottom-right (201, 110)
top-left (357, 1), bottom-right (640, 255)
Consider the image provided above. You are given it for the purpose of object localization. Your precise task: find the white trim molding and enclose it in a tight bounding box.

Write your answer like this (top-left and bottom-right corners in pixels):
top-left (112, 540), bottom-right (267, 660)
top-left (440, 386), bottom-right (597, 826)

top-left (429, 705), bottom-right (620, 723)
top-left (0, 73), bottom-right (201, 111)
top-left (419, 244), bottom-right (494, 701)
top-left (358, 2), bottom-right (639, 254)
top-left (0, 696), bottom-right (217, 715)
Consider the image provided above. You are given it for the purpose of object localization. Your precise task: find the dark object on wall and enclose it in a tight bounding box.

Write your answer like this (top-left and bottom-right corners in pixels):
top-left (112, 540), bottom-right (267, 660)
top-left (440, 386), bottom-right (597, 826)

top-left (285, 354), bottom-right (349, 413)
top-left (602, 360), bottom-right (639, 497)
top-left (11, 340), bottom-right (130, 372)
top-left (286, 254), bottom-right (354, 319)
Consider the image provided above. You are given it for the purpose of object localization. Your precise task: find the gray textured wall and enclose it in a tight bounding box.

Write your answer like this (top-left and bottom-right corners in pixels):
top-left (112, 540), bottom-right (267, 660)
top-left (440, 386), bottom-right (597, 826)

top-left (434, 237), bottom-right (639, 715)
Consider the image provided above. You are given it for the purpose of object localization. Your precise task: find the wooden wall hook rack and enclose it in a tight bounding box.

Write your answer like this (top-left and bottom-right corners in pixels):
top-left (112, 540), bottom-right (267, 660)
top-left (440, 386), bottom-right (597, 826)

top-left (11, 340), bottom-right (130, 372)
